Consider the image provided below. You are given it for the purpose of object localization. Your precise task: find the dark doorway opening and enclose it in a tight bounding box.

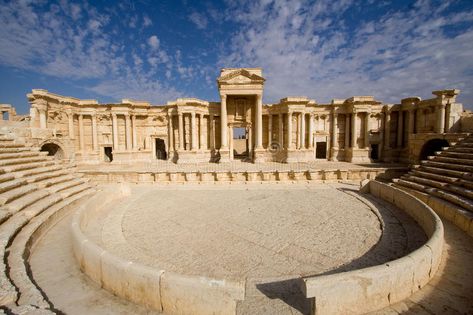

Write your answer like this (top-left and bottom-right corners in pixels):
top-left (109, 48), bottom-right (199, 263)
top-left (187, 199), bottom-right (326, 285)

top-left (419, 139), bottom-right (449, 160)
top-left (155, 138), bottom-right (167, 160)
top-left (40, 143), bottom-right (64, 160)
top-left (104, 147), bottom-right (113, 162)
top-left (370, 144), bottom-right (379, 160)
top-left (315, 142), bottom-right (327, 159)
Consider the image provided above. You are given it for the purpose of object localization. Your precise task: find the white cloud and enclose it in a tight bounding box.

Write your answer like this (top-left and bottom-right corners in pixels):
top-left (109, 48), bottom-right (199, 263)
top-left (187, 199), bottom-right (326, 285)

top-left (220, 0), bottom-right (473, 109)
top-left (147, 35), bottom-right (160, 50)
top-left (143, 15), bottom-right (152, 27)
top-left (189, 12), bottom-right (208, 30)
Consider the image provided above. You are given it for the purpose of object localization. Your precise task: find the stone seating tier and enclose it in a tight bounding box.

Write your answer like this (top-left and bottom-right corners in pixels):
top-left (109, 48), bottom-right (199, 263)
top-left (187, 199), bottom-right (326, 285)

top-left (0, 131), bottom-right (94, 313)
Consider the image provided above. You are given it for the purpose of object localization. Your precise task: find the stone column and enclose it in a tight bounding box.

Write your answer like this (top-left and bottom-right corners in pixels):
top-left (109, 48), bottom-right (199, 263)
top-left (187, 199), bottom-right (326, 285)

top-left (268, 114), bottom-right (272, 146)
top-left (278, 113), bottom-right (284, 148)
top-left (112, 113), bottom-right (118, 150)
top-left (397, 111), bottom-right (403, 148)
top-left (178, 112), bottom-right (184, 150)
top-left (29, 107), bottom-right (37, 128)
top-left (296, 113), bottom-right (301, 149)
top-left (351, 112), bottom-right (357, 148)
top-left (364, 112), bottom-right (370, 148)
top-left (92, 114), bottom-right (98, 151)
top-left (437, 104), bottom-right (446, 133)
top-left (191, 112), bottom-right (197, 150)
top-left (255, 94), bottom-right (263, 149)
top-left (345, 114), bottom-right (350, 148)
top-left (229, 127), bottom-right (234, 160)
top-left (309, 114), bottom-right (314, 148)
top-left (68, 111), bottom-right (74, 139)
top-left (408, 109), bottom-right (415, 143)
top-left (78, 114), bottom-right (84, 151)
top-left (301, 113), bottom-right (306, 149)
top-left (445, 104), bottom-right (451, 132)
top-left (332, 113), bottom-right (338, 149)
top-left (209, 114), bottom-right (215, 150)
top-left (384, 111), bottom-right (391, 149)
top-left (132, 115), bottom-right (137, 150)
top-left (220, 95), bottom-right (228, 149)
top-left (125, 114), bottom-right (132, 151)
top-left (199, 114), bottom-right (205, 150)
top-left (287, 111), bottom-right (293, 149)
top-left (39, 109), bottom-right (47, 129)
top-left (168, 114), bottom-right (174, 153)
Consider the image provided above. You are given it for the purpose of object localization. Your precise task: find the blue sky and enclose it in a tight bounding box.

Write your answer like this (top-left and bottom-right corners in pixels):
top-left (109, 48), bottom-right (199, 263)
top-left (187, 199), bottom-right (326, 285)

top-left (1, 0), bottom-right (473, 114)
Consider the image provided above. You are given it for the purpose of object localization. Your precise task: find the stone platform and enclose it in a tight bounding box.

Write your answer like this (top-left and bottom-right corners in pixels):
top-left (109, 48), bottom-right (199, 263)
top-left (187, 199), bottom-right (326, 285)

top-left (77, 160), bottom-right (408, 183)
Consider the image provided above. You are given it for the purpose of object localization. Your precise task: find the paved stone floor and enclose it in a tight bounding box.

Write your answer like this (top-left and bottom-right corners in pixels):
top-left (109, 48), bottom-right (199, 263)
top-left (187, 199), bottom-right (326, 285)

top-left (31, 184), bottom-right (473, 314)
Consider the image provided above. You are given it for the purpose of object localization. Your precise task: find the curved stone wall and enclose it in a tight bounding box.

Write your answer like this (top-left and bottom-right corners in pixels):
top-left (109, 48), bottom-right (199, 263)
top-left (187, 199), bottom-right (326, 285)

top-left (301, 180), bottom-right (444, 315)
top-left (71, 188), bottom-right (245, 315)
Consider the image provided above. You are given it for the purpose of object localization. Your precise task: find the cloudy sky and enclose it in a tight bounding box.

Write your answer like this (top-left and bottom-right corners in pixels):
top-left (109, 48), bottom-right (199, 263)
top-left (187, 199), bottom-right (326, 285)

top-left (1, 0), bottom-right (472, 114)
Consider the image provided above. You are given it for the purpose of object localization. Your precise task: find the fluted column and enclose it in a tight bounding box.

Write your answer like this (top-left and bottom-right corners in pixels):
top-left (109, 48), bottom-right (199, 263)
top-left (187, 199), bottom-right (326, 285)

top-left (191, 112), bottom-right (197, 150)
top-left (220, 95), bottom-right (228, 150)
top-left (397, 111), bottom-right (403, 148)
top-left (67, 111), bottom-right (74, 139)
top-left (384, 111), bottom-right (391, 149)
top-left (168, 114), bottom-right (174, 153)
top-left (178, 112), bottom-right (184, 150)
top-left (199, 114), bottom-right (205, 150)
top-left (301, 113), bottom-right (306, 149)
top-left (255, 94), bottom-right (263, 149)
top-left (287, 111), bottom-right (294, 149)
top-left (309, 114), bottom-right (314, 148)
top-left (112, 113), bottom-right (118, 150)
top-left (345, 114), bottom-right (350, 148)
top-left (92, 114), bottom-right (98, 151)
top-left (437, 104), bottom-right (446, 133)
top-left (364, 112), bottom-right (370, 148)
top-left (268, 114), bottom-right (272, 147)
top-left (351, 112), bottom-right (357, 148)
top-left (278, 113), bottom-right (284, 148)
top-left (296, 113), bottom-right (301, 149)
top-left (78, 114), bottom-right (84, 151)
top-left (132, 115), bottom-right (137, 150)
top-left (125, 114), bottom-right (132, 151)
top-left (209, 114), bottom-right (215, 150)
top-left (39, 109), bottom-right (47, 129)
top-left (332, 113), bottom-right (338, 148)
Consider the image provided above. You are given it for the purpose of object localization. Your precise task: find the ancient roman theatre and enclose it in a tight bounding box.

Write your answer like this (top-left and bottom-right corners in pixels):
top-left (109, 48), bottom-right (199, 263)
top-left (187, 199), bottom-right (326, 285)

top-left (0, 68), bottom-right (472, 315)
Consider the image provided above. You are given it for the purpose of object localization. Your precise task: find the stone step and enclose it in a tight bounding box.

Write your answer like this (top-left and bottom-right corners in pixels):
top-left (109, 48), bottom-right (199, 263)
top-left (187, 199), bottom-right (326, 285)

top-left (0, 190), bottom-right (50, 223)
top-left (419, 165), bottom-right (468, 179)
top-left (0, 138), bottom-right (14, 142)
top-left (0, 173), bottom-right (15, 184)
top-left (447, 147), bottom-right (473, 154)
top-left (439, 151), bottom-right (473, 159)
top-left (410, 169), bottom-right (459, 184)
top-left (432, 156), bottom-right (473, 166)
top-left (26, 169), bottom-right (76, 184)
top-left (403, 174), bottom-right (473, 200)
top-left (57, 182), bottom-right (90, 199)
top-left (0, 178), bottom-right (28, 194)
top-left (433, 189), bottom-right (473, 212)
top-left (0, 156), bottom-right (50, 167)
top-left (6, 188), bottom-right (95, 309)
top-left (402, 175), bottom-right (446, 189)
top-left (0, 147), bottom-right (39, 154)
top-left (459, 179), bottom-right (473, 190)
top-left (421, 160), bottom-right (473, 173)
top-left (0, 184), bottom-right (37, 206)
top-left (2, 161), bottom-right (57, 174)
top-left (47, 178), bottom-right (84, 194)
top-left (0, 151), bottom-right (48, 160)
top-left (456, 142), bottom-right (473, 147)
top-left (445, 184), bottom-right (473, 200)
top-left (16, 164), bottom-right (67, 179)
top-left (0, 143), bottom-right (25, 149)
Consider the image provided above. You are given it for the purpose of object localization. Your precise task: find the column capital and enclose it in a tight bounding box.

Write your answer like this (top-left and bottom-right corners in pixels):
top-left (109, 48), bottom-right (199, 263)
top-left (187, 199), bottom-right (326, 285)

top-left (220, 94), bottom-right (227, 101)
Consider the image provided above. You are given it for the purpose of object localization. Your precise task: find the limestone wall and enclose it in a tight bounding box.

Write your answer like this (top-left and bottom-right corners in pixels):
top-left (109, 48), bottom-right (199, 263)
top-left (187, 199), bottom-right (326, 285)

top-left (301, 181), bottom-right (444, 315)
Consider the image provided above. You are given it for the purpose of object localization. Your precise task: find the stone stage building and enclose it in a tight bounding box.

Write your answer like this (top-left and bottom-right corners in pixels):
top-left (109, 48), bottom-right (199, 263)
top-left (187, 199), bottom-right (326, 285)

top-left (25, 68), bottom-right (468, 164)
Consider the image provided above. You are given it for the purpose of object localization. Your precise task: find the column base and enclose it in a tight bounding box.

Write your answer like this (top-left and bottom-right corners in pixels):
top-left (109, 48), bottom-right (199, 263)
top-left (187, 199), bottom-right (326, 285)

top-left (252, 148), bottom-right (266, 163)
top-left (218, 148), bottom-right (231, 163)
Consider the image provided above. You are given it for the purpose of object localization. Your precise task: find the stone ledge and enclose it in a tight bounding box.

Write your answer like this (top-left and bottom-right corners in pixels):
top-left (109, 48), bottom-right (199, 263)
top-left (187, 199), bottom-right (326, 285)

top-left (301, 181), bottom-right (444, 315)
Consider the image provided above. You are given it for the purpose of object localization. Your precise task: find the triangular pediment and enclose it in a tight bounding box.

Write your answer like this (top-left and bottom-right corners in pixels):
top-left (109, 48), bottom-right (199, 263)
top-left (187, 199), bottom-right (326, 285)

top-left (218, 69), bottom-right (265, 84)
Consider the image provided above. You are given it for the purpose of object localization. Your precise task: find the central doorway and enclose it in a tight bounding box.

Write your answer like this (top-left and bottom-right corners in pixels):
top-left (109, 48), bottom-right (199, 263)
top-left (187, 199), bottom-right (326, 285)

top-left (232, 127), bottom-right (250, 161)
top-left (155, 138), bottom-right (167, 160)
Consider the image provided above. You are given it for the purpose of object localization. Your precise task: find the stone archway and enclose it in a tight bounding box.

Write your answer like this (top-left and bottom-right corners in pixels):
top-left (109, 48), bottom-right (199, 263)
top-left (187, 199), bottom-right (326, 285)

top-left (419, 138), bottom-right (449, 160)
top-left (40, 142), bottom-right (65, 160)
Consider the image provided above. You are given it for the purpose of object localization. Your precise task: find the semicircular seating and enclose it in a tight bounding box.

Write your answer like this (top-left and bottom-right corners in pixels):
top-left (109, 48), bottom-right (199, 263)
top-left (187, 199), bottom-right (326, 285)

top-left (0, 131), bottom-right (95, 314)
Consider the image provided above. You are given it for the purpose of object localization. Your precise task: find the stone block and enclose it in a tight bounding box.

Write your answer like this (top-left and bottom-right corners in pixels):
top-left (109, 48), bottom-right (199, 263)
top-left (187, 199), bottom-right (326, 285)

top-left (125, 262), bottom-right (163, 311)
